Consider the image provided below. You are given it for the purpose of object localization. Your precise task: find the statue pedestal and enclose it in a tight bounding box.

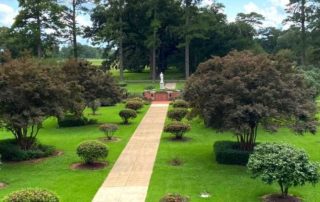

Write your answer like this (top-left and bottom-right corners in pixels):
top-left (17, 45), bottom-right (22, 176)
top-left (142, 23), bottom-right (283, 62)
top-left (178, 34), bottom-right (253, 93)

top-left (160, 82), bottom-right (165, 90)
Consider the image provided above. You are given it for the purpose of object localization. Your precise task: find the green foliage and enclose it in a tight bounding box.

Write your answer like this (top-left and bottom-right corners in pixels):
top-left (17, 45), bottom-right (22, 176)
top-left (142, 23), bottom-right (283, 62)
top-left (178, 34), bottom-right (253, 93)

top-left (160, 193), bottom-right (190, 202)
top-left (144, 85), bottom-right (156, 90)
top-left (172, 100), bottom-right (189, 108)
top-left (214, 141), bottom-right (251, 166)
top-left (299, 65), bottom-right (320, 97)
top-left (57, 115), bottom-right (97, 128)
top-left (99, 124), bottom-right (119, 140)
top-left (248, 143), bottom-right (320, 197)
top-left (76, 141), bottom-right (108, 164)
top-left (119, 109), bottom-right (137, 124)
top-left (184, 51), bottom-right (317, 151)
top-left (167, 108), bottom-right (189, 121)
top-left (3, 188), bottom-right (59, 202)
top-left (125, 100), bottom-right (144, 111)
top-left (164, 121), bottom-right (191, 139)
top-left (0, 139), bottom-right (55, 162)
top-left (88, 100), bottom-right (101, 115)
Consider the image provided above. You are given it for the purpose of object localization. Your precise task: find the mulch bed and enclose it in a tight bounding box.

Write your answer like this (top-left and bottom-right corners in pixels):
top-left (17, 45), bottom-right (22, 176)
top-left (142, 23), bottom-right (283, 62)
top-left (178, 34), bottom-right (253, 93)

top-left (98, 137), bottom-right (121, 143)
top-left (0, 182), bottom-right (7, 189)
top-left (262, 194), bottom-right (302, 202)
top-left (70, 162), bottom-right (108, 170)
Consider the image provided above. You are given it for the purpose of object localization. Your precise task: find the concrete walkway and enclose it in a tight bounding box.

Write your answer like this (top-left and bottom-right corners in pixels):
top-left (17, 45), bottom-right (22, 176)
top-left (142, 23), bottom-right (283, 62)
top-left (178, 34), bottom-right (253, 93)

top-left (92, 103), bottom-right (169, 202)
top-left (165, 83), bottom-right (176, 90)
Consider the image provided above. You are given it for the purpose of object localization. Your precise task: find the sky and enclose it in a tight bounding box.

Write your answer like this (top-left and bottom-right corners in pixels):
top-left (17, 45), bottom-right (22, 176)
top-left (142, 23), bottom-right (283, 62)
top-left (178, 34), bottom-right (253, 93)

top-left (0, 0), bottom-right (290, 45)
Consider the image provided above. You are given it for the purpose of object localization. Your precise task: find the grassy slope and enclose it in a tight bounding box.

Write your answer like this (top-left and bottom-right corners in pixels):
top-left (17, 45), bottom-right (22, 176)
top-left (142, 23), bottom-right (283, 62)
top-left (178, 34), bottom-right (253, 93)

top-left (146, 117), bottom-right (320, 202)
top-left (0, 104), bottom-right (149, 202)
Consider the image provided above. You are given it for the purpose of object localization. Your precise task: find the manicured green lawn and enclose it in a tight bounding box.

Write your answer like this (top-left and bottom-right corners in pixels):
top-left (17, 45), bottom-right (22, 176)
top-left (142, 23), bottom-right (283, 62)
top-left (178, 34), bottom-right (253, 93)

top-left (87, 58), bottom-right (104, 66)
top-left (146, 117), bottom-right (320, 202)
top-left (0, 104), bottom-right (149, 202)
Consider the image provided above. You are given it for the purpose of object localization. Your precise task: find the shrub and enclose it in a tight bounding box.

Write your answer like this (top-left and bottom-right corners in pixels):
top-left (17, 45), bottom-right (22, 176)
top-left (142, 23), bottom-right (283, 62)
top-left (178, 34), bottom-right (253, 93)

top-left (248, 143), bottom-right (320, 198)
top-left (167, 108), bottom-right (188, 121)
top-left (118, 81), bottom-right (127, 87)
top-left (0, 139), bottom-right (55, 162)
top-left (214, 141), bottom-right (251, 165)
top-left (172, 100), bottom-right (189, 108)
top-left (164, 122), bottom-right (191, 139)
top-left (88, 100), bottom-right (101, 115)
top-left (99, 124), bottom-right (119, 140)
top-left (144, 85), bottom-right (155, 90)
top-left (3, 188), bottom-right (59, 202)
top-left (119, 109), bottom-right (137, 124)
top-left (77, 141), bottom-right (108, 164)
top-left (125, 100), bottom-right (144, 111)
top-left (160, 193), bottom-right (189, 202)
top-left (57, 115), bottom-right (97, 128)
top-left (100, 98), bottom-right (117, 107)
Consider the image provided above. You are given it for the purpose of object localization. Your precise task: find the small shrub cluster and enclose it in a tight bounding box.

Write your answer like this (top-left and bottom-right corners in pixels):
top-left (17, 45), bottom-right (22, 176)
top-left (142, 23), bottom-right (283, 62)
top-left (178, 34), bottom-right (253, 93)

top-left (100, 98), bottom-right (117, 107)
top-left (167, 108), bottom-right (188, 121)
top-left (77, 141), bottom-right (108, 164)
top-left (99, 124), bottom-right (119, 140)
top-left (214, 141), bottom-right (251, 165)
top-left (0, 139), bottom-right (55, 162)
top-left (125, 100), bottom-right (144, 111)
top-left (160, 193), bottom-right (190, 202)
top-left (119, 109), bottom-right (137, 124)
top-left (172, 100), bottom-right (188, 108)
top-left (144, 85), bottom-right (155, 90)
top-left (88, 100), bottom-right (101, 115)
top-left (164, 121), bottom-right (191, 140)
top-left (3, 188), bottom-right (59, 202)
top-left (58, 115), bottom-right (97, 128)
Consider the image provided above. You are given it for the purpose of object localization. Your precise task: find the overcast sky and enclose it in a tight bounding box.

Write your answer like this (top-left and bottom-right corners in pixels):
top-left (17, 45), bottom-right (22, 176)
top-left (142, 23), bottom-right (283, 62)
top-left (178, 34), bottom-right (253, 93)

top-left (0, 0), bottom-right (289, 45)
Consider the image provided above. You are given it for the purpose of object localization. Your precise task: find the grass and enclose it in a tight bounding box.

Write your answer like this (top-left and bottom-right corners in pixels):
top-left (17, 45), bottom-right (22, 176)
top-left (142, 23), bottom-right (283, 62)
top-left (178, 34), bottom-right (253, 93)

top-left (87, 58), bottom-right (104, 66)
top-left (146, 117), bottom-right (320, 202)
top-left (0, 104), bottom-right (149, 202)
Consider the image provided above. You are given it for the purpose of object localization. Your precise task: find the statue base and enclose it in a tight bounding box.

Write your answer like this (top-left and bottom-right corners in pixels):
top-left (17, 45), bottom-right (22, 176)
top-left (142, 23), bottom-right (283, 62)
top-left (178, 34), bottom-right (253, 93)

top-left (160, 82), bottom-right (165, 90)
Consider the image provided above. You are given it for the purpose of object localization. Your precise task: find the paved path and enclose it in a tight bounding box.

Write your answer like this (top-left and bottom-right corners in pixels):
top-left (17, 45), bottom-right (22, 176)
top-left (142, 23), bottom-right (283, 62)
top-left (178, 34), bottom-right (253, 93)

top-left (165, 83), bottom-right (176, 90)
top-left (92, 103), bottom-right (169, 202)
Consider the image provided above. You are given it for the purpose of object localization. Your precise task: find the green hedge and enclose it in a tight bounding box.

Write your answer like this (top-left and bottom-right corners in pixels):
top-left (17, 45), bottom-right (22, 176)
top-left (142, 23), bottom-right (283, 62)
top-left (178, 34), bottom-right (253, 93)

top-left (3, 188), bottom-right (59, 202)
top-left (58, 115), bottom-right (97, 128)
top-left (0, 139), bottom-right (55, 162)
top-left (214, 141), bottom-right (252, 166)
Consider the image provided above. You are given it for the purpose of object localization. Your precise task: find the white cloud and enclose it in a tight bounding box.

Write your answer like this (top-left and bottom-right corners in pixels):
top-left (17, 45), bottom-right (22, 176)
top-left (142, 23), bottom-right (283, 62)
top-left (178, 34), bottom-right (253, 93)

top-left (77, 15), bottom-right (92, 27)
top-left (0, 3), bottom-right (18, 27)
top-left (243, 1), bottom-right (288, 28)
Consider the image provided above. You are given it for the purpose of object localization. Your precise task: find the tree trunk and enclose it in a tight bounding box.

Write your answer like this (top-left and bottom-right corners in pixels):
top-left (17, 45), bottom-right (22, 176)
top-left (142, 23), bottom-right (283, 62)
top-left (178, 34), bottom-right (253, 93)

top-left (119, 0), bottom-right (124, 82)
top-left (301, 0), bottom-right (306, 65)
top-left (185, 4), bottom-right (190, 79)
top-left (36, 15), bottom-right (42, 58)
top-left (72, 0), bottom-right (78, 60)
top-left (152, 29), bottom-right (157, 82)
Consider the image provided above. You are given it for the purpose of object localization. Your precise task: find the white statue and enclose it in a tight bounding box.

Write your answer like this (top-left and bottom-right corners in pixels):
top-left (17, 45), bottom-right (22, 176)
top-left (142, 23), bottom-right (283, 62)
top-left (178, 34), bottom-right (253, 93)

top-left (160, 72), bottom-right (165, 90)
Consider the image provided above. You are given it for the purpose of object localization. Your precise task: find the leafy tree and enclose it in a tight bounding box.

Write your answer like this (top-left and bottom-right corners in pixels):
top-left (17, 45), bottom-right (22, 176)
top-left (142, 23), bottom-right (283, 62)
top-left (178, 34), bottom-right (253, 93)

top-left (14, 0), bottom-right (65, 57)
top-left (99, 124), bottom-right (119, 140)
top-left (299, 65), bottom-right (320, 97)
top-left (248, 143), bottom-right (319, 198)
top-left (0, 57), bottom-right (80, 150)
top-left (236, 12), bottom-right (265, 28)
top-left (164, 121), bottom-right (191, 139)
top-left (184, 51), bottom-right (317, 151)
top-left (257, 27), bottom-right (282, 54)
top-left (285, 0), bottom-right (317, 64)
top-left (62, 59), bottom-right (122, 116)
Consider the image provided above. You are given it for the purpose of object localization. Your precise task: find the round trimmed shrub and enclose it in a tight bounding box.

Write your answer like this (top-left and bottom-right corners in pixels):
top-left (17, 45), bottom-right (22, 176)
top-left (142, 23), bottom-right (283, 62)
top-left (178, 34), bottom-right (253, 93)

top-left (3, 188), bottom-right (59, 202)
top-left (119, 109), bottom-right (137, 124)
top-left (164, 122), bottom-right (191, 139)
top-left (76, 141), bottom-right (108, 164)
top-left (214, 141), bottom-right (252, 165)
top-left (99, 124), bottom-right (119, 140)
top-left (172, 100), bottom-right (189, 108)
top-left (125, 100), bottom-right (144, 111)
top-left (167, 108), bottom-right (188, 121)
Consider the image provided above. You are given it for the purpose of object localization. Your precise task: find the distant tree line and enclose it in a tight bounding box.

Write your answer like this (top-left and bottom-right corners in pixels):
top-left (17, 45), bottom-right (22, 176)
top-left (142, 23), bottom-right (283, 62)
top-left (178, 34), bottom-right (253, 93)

top-left (0, 0), bottom-right (320, 80)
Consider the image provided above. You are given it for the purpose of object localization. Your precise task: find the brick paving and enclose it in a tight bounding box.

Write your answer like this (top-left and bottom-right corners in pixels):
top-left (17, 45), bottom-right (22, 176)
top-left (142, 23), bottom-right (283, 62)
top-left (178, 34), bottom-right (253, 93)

top-left (92, 103), bottom-right (169, 202)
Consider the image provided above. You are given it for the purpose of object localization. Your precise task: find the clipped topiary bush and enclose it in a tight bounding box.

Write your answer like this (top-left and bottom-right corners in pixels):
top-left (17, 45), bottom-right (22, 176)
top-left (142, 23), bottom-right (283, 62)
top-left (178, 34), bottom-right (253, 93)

top-left (99, 124), bottom-right (119, 140)
top-left (3, 188), bottom-right (59, 202)
top-left (164, 122), bottom-right (191, 140)
top-left (125, 100), bottom-right (144, 111)
top-left (172, 100), bottom-right (189, 108)
top-left (214, 141), bottom-right (252, 165)
top-left (58, 115), bottom-right (97, 128)
top-left (160, 193), bottom-right (190, 202)
top-left (76, 141), bottom-right (108, 164)
top-left (119, 109), bottom-right (137, 124)
top-left (0, 139), bottom-right (55, 162)
top-left (167, 108), bottom-right (189, 121)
